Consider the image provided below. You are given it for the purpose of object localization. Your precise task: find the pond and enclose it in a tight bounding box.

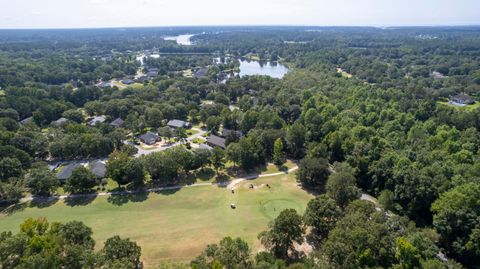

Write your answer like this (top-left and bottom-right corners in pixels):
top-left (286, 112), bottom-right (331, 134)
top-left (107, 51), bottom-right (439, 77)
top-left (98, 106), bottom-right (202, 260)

top-left (163, 34), bottom-right (195, 45)
top-left (238, 59), bottom-right (289, 79)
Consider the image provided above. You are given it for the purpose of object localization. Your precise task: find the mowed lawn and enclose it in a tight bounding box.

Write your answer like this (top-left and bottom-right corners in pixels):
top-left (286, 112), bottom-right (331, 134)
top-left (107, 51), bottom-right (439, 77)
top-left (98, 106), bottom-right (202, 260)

top-left (0, 174), bottom-right (312, 268)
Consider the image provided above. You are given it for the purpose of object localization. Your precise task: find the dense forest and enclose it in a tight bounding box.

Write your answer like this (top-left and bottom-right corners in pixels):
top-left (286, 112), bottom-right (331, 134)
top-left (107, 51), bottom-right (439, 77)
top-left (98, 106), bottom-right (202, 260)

top-left (1, 26), bottom-right (480, 269)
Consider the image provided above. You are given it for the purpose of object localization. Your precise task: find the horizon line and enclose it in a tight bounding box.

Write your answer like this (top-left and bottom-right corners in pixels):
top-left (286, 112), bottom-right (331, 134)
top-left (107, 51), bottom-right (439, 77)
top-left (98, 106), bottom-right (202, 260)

top-left (1, 24), bottom-right (480, 31)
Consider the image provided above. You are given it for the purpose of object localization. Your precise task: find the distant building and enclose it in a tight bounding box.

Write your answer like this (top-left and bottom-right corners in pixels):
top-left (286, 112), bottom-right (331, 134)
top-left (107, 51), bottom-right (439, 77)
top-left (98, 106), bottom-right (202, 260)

top-left (138, 132), bottom-right (161, 145)
top-left (110, 118), bottom-right (124, 128)
top-left (89, 160), bottom-right (106, 179)
top-left (146, 67), bottom-right (159, 73)
top-left (135, 76), bottom-right (148, 83)
top-left (147, 71), bottom-right (158, 78)
top-left (221, 128), bottom-right (243, 138)
top-left (88, 115), bottom-right (107, 126)
top-left (206, 135), bottom-right (226, 149)
top-left (56, 162), bottom-right (82, 181)
top-left (98, 81), bottom-right (111, 88)
top-left (51, 117), bottom-right (68, 126)
top-left (19, 117), bottom-right (33, 125)
top-left (122, 79), bottom-right (135, 85)
top-left (431, 71), bottom-right (445, 79)
top-left (194, 68), bottom-right (209, 78)
top-left (56, 160), bottom-right (106, 181)
top-left (167, 119), bottom-right (191, 129)
top-left (450, 94), bottom-right (475, 105)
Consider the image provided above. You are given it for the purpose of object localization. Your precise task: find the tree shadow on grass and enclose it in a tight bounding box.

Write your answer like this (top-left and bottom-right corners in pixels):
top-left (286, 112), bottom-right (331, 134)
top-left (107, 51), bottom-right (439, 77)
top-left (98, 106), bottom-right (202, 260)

top-left (64, 194), bottom-right (97, 207)
top-left (196, 168), bottom-right (215, 181)
top-left (1, 202), bottom-right (28, 215)
top-left (107, 191), bottom-right (148, 206)
top-left (153, 188), bottom-right (181, 196)
top-left (30, 196), bottom-right (59, 208)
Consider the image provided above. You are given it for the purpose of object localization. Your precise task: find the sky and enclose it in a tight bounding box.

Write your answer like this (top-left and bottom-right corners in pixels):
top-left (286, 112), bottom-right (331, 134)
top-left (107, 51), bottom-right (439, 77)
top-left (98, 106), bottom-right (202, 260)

top-left (0, 0), bottom-right (479, 29)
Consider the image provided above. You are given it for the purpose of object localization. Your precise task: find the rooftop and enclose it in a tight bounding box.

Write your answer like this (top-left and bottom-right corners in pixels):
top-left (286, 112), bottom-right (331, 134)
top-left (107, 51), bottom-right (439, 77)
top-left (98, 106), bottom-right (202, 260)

top-left (167, 119), bottom-right (190, 128)
top-left (206, 134), bottom-right (226, 149)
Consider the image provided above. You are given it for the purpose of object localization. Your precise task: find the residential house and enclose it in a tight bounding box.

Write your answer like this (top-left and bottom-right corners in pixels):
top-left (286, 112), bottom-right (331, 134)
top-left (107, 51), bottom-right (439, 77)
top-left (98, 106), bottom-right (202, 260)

top-left (167, 119), bottom-right (191, 129)
top-left (122, 79), bottom-right (135, 85)
top-left (88, 115), bottom-right (107, 126)
top-left (194, 68), bottom-right (209, 78)
top-left (19, 117), bottom-right (33, 125)
top-left (110, 118), bottom-right (124, 128)
top-left (206, 135), bottom-right (226, 149)
top-left (89, 160), bottom-right (106, 180)
top-left (138, 132), bottom-right (161, 145)
top-left (51, 117), bottom-right (68, 126)
top-left (450, 94), bottom-right (475, 105)
top-left (221, 128), bottom-right (243, 138)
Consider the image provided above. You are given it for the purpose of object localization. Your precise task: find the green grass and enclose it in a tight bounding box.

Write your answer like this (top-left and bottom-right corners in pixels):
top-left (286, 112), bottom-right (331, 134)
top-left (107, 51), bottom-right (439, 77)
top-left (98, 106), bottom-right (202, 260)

top-left (186, 129), bottom-right (199, 136)
top-left (191, 137), bottom-right (206, 145)
top-left (0, 174), bottom-right (311, 268)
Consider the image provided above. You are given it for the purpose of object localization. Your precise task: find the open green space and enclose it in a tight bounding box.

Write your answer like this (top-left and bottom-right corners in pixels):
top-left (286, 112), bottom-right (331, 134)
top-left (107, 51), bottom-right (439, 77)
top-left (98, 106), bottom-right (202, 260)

top-left (0, 173), bottom-right (312, 268)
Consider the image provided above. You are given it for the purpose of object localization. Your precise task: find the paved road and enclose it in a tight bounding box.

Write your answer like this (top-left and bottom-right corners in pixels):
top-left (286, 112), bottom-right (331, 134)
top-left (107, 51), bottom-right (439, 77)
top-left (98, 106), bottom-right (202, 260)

top-left (134, 127), bottom-right (207, 157)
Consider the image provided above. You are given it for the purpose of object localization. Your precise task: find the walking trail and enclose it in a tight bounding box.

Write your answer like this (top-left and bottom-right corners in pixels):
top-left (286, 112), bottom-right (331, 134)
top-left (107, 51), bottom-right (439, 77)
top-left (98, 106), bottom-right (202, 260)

top-left (18, 166), bottom-right (299, 204)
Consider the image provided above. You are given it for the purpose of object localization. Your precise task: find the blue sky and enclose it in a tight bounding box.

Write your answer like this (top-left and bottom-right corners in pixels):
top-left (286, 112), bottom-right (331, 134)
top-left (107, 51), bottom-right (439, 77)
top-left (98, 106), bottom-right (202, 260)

top-left (0, 0), bottom-right (479, 29)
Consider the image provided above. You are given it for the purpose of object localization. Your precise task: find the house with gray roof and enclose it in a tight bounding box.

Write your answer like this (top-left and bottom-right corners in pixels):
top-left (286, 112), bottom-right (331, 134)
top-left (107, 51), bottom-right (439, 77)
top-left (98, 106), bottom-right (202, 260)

top-left (56, 162), bottom-right (82, 181)
top-left (19, 117), bottom-right (33, 125)
top-left (88, 115), bottom-right (107, 126)
top-left (167, 119), bottom-right (191, 129)
top-left (450, 94), bottom-right (475, 105)
top-left (110, 118), bottom-right (124, 128)
top-left (206, 135), bottom-right (226, 149)
top-left (51, 117), bottom-right (68, 126)
top-left (194, 68), bottom-right (209, 78)
top-left (89, 160), bottom-right (106, 179)
top-left (138, 132), bottom-right (160, 145)
top-left (221, 128), bottom-right (243, 138)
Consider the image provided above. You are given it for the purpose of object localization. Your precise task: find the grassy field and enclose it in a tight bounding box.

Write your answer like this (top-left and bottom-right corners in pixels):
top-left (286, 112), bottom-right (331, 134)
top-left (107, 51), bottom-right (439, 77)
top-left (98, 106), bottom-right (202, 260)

top-left (0, 173), bottom-right (312, 268)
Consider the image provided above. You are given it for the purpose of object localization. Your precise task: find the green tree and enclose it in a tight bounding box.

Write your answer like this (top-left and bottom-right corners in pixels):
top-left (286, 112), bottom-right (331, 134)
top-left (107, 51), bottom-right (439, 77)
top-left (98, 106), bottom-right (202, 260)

top-left (273, 138), bottom-right (284, 166)
top-left (59, 221), bottom-right (95, 249)
top-left (210, 147), bottom-right (225, 175)
top-left (431, 183), bottom-right (480, 266)
top-left (175, 127), bottom-right (188, 143)
top-left (303, 195), bottom-right (341, 239)
top-left (64, 166), bottom-right (97, 194)
top-left (395, 237), bottom-right (421, 269)
top-left (226, 143), bottom-right (241, 168)
top-left (25, 166), bottom-right (59, 196)
top-left (106, 151), bottom-right (130, 187)
top-left (295, 157), bottom-right (330, 190)
top-left (326, 171), bottom-right (361, 209)
top-left (285, 123), bottom-right (306, 159)
top-left (103, 235), bottom-right (142, 269)
top-left (0, 157), bottom-right (23, 181)
top-left (258, 209), bottom-right (304, 258)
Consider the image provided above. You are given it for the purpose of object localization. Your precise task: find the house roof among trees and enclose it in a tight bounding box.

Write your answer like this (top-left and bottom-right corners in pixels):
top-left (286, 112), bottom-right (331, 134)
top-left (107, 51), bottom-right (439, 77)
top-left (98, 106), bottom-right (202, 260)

top-left (138, 132), bottom-right (160, 145)
top-left (110, 118), bottom-right (124, 128)
top-left (206, 135), bottom-right (226, 149)
top-left (194, 68), bottom-right (209, 78)
top-left (56, 162), bottom-right (82, 180)
top-left (88, 115), bottom-right (106, 126)
top-left (89, 161), bottom-right (106, 178)
top-left (167, 119), bottom-right (190, 128)
top-left (450, 94), bottom-right (475, 104)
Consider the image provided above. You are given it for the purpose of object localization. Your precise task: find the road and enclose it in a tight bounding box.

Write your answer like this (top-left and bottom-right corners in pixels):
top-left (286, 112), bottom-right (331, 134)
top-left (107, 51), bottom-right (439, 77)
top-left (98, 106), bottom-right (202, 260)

top-left (134, 127), bottom-right (207, 157)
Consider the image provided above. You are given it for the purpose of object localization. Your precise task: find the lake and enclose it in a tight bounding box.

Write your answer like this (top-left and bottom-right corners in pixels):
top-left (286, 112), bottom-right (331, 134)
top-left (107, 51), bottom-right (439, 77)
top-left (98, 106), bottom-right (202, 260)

top-left (164, 34), bottom-right (195, 45)
top-left (238, 59), bottom-right (289, 79)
